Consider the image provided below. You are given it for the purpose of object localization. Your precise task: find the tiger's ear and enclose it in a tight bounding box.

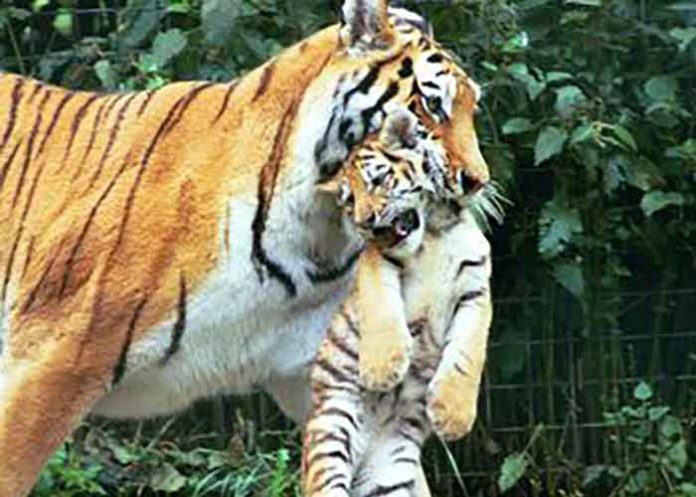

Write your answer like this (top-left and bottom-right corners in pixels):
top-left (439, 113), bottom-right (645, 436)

top-left (341, 0), bottom-right (393, 50)
top-left (380, 107), bottom-right (419, 150)
top-left (317, 177), bottom-right (353, 206)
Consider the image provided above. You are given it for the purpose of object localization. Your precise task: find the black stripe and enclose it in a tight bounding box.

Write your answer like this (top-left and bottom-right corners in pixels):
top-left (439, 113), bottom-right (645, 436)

top-left (393, 457), bottom-right (418, 465)
top-left (250, 103), bottom-right (299, 297)
top-left (20, 236), bottom-right (35, 282)
top-left (329, 332), bottom-right (359, 361)
top-left (0, 140), bottom-right (22, 192)
top-left (454, 362), bottom-right (468, 376)
top-left (381, 253), bottom-right (404, 270)
top-left (315, 356), bottom-right (358, 384)
top-left (316, 407), bottom-right (359, 430)
top-left (161, 274), bottom-right (187, 364)
top-left (1, 77), bottom-right (24, 150)
top-left (113, 296), bottom-right (147, 385)
top-left (314, 474), bottom-right (348, 494)
top-left (341, 52), bottom-right (402, 107)
top-left (36, 91), bottom-right (75, 157)
top-left (311, 432), bottom-right (351, 463)
top-left (110, 92), bottom-right (190, 256)
top-left (313, 379), bottom-right (359, 395)
top-left (397, 428), bottom-right (422, 447)
top-left (214, 80), bottom-right (240, 122)
top-left (11, 90), bottom-right (50, 210)
top-left (306, 247), bottom-right (362, 283)
top-left (453, 288), bottom-right (487, 314)
top-left (81, 97), bottom-right (110, 163)
top-left (60, 158), bottom-right (131, 296)
top-left (253, 62), bottom-right (276, 102)
top-left (306, 450), bottom-right (350, 467)
top-left (62, 94), bottom-right (100, 167)
top-left (90, 93), bottom-right (139, 186)
top-left (163, 83), bottom-right (215, 136)
top-left (363, 480), bottom-right (416, 497)
top-left (456, 256), bottom-right (488, 277)
top-left (427, 53), bottom-right (444, 63)
top-left (23, 237), bottom-right (66, 312)
top-left (341, 308), bottom-right (361, 338)
top-left (360, 81), bottom-right (400, 132)
top-left (136, 89), bottom-right (157, 117)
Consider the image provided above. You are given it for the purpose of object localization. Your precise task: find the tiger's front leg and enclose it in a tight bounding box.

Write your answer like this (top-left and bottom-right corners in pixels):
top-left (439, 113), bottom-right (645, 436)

top-left (356, 246), bottom-right (412, 392)
top-left (427, 275), bottom-right (492, 440)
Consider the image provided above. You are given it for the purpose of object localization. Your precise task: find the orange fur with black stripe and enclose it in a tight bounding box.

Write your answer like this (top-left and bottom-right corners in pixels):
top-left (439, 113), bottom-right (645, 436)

top-left (0, 1), bottom-right (489, 494)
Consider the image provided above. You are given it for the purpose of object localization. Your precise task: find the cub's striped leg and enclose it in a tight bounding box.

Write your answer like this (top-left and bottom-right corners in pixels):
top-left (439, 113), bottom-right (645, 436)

top-left (356, 246), bottom-right (412, 391)
top-left (427, 269), bottom-right (492, 440)
top-left (0, 259), bottom-right (117, 497)
top-left (302, 308), bottom-right (363, 497)
top-left (352, 435), bottom-right (424, 497)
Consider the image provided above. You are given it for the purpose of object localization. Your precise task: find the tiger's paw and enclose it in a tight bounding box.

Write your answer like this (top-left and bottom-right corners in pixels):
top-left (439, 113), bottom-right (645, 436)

top-left (359, 337), bottom-right (412, 392)
top-left (427, 372), bottom-right (477, 440)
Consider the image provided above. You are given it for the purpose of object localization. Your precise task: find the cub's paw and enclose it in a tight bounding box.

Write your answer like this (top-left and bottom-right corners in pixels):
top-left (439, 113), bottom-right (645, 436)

top-left (427, 372), bottom-right (478, 440)
top-left (359, 339), bottom-right (412, 391)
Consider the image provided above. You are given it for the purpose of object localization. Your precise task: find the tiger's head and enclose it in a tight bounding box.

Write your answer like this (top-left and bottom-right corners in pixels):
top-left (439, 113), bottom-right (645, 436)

top-left (317, 0), bottom-right (489, 201)
top-left (320, 107), bottom-right (437, 259)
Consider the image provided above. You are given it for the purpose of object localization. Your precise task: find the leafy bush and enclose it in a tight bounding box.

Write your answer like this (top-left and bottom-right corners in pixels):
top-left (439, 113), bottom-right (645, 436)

top-left (1, 0), bottom-right (693, 495)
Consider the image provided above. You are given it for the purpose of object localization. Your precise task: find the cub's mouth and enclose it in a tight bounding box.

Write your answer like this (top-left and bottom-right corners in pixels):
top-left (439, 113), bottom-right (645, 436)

top-left (370, 208), bottom-right (421, 248)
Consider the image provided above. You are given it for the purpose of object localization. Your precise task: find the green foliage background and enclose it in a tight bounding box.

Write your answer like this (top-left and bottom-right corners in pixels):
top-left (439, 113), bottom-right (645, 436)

top-left (0, 0), bottom-right (694, 495)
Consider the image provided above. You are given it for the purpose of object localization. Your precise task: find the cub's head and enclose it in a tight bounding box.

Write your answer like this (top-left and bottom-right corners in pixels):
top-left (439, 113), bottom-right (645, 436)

top-left (322, 0), bottom-right (490, 201)
top-left (321, 108), bottom-right (436, 258)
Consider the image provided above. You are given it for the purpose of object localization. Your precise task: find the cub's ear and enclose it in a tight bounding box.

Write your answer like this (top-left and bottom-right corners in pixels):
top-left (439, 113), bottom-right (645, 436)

top-left (380, 107), bottom-right (419, 150)
top-left (341, 0), bottom-right (393, 50)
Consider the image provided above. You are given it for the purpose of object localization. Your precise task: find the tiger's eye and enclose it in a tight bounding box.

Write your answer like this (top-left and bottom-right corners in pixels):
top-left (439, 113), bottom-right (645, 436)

top-left (427, 96), bottom-right (442, 113)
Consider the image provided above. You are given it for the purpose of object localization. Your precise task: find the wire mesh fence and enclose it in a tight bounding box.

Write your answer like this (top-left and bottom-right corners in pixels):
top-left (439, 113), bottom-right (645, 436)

top-left (1, 0), bottom-right (694, 494)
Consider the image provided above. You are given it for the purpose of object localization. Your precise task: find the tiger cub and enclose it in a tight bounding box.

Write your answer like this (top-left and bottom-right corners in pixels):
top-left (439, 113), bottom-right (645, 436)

top-left (303, 109), bottom-right (492, 496)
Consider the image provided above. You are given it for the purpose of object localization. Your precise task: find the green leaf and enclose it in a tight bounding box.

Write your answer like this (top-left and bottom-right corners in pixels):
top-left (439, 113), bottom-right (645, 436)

top-left (555, 85), bottom-right (586, 117)
top-left (546, 71), bottom-right (573, 83)
top-left (538, 199), bottom-right (583, 257)
top-left (660, 415), bottom-right (684, 439)
top-left (633, 381), bottom-right (653, 401)
top-left (501, 32), bottom-right (529, 54)
top-left (570, 122), bottom-right (595, 145)
top-left (534, 126), bottom-right (568, 165)
top-left (625, 469), bottom-right (650, 494)
top-left (565, 0), bottom-right (601, 5)
top-left (644, 76), bottom-right (677, 102)
top-left (502, 117), bottom-right (535, 135)
top-left (666, 439), bottom-right (688, 472)
top-left (150, 29), bottom-right (188, 68)
top-left (678, 483), bottom-right (696, 497)
top-left (203, 0), bottom-right (243, 46)
top-left (670, 27), bottom-right (696, 51)
top-left (94, 60), bottom-right (117, 91)
top-left (148, 463), bottom-right (186, 493)
top-left (52, 9), bottom-right (72, 36)
top-left (498, 453), bottom-right (528, 493)
top-left (610, 125), bottom-right (638, 151)
top-left (648, 406), bottom-right (670, 421)
top-left (640, 191), bottom-right (685, 217)
top-left (553, 262), bottom-right (584, 298)
top-left (119, 0), bottom-right (166, 49)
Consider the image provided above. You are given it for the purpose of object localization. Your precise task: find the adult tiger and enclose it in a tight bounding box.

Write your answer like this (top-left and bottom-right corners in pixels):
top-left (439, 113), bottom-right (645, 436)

top-left (0, 0), bottom-right (488, 494)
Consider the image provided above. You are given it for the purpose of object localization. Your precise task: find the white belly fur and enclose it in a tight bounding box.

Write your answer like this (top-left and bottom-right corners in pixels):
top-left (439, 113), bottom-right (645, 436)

top-left (94, 198), bottom-right (357, 419)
